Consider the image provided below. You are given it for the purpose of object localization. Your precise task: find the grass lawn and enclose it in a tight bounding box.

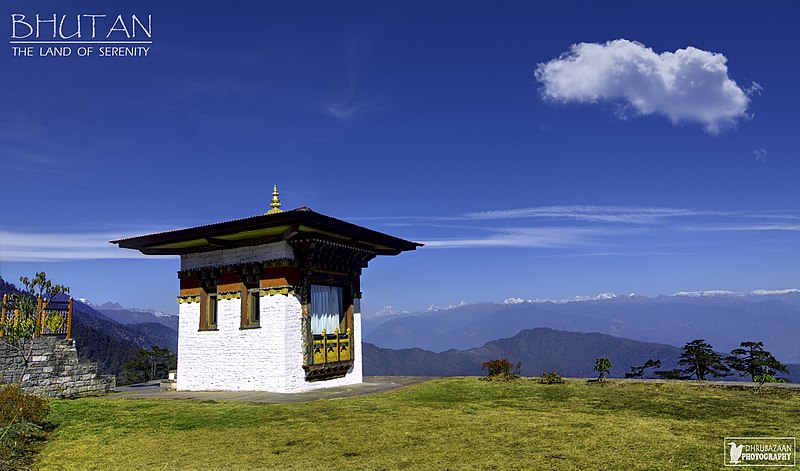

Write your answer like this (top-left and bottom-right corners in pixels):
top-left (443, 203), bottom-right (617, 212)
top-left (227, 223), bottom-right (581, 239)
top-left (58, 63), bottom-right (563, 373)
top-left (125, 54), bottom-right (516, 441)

top-left (36, 378), bottom-right (799, 470)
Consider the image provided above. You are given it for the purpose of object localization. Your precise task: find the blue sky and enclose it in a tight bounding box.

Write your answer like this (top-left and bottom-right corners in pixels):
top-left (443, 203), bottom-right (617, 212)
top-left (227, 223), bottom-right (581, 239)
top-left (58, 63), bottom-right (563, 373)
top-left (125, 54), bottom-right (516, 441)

top-left (1, 1), bottom-right (798, 316)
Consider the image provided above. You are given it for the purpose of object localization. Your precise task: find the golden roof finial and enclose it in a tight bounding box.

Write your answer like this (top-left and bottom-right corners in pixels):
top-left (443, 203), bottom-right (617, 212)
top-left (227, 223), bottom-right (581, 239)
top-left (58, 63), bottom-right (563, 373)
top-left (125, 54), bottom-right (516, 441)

top-left (267, 184), bottom-right (283, 214)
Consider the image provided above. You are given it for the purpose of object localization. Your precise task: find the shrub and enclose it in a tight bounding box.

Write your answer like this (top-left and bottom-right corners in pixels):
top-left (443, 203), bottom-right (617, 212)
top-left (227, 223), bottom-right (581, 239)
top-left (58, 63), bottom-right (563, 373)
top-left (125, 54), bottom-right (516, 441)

top-left (481, 359), bottom-right (521, 381)
top-left (539, 371), bottom-right (565, 384)
top-left (0, 384), bottom-right (50, 468)
top-left (754, 374), bottom-right (788, 384)
top-left (1, 421), bottom-right (43, 448)
top-left (0, 384), bottom-right (49, 427)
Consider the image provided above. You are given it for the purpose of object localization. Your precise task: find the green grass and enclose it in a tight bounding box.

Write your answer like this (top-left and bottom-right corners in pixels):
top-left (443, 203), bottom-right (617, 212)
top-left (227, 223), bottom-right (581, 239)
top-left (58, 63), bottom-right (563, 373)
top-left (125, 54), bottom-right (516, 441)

top-left (36, 378), bottom-right (800, 470)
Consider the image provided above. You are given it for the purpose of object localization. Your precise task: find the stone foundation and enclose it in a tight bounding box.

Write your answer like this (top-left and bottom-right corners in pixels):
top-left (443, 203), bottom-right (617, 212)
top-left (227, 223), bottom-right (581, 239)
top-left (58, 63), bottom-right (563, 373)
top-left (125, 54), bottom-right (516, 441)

top-left (0, 336), bottom-right (116, 398)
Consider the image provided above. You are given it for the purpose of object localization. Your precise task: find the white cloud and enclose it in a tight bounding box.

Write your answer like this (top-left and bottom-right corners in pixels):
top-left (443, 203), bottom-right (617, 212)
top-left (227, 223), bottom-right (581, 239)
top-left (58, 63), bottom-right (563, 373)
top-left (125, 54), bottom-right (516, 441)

top-left (420, 226), bottom-right (607, 249)
top-left (753, 148), bottom-right (767, 162)
top-left (323, 98), bottom-right (384, 119)
top-left (680, 223), bottom-right (800, 232)
top-left (463, 205), bottom-right (709, 224)
top-left (355, 205), bottom-right (720, 225)
top-left (535, 39), bottom-right (752, 133)
top-left (0, 231), bottom-right (153, 262)
top-left (322, 37), bottom-right (386, 119)
top-left (363, 205), bottom-right (800, 254)
top-left (359, 206), bottom-right (800, 229)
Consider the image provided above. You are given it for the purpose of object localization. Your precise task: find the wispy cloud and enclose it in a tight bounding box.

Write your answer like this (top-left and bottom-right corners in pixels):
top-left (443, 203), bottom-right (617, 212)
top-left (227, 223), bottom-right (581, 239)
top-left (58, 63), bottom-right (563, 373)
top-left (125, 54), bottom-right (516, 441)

top-left (354, 205), bottom-right (729, 224)
top-left (462, 205), bottom-right (718, 224)
top-left (421, 227), bottom-right (610, 249)
top-left (360, 205), bottom-right (800, 251)
top-left (0, 111), bottom-right (71, 174)
top-left (739, 210), bottom-right (800, 221)
top-left (541, 251), bottom-right (698, 258)
top-left (4, 206), bottom-right (797, 259)
top-left (0, 231), bottom-right (153, 262)
top-left (323, 98), bottom-right (385, 119)
top-left (322, 38), bottom-right (387, 119)
top-left (680, 223), bottom-right (800, 232)
top-left (753, 148), bottom-right (767, 162)
top-left (535, 39), bottom-right (753, 133)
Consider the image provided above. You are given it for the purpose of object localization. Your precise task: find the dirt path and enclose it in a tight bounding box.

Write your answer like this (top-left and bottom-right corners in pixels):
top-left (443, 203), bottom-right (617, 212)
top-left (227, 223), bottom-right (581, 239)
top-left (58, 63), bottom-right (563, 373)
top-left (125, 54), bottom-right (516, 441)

top-left (113, 376), bottom-right (437, 403)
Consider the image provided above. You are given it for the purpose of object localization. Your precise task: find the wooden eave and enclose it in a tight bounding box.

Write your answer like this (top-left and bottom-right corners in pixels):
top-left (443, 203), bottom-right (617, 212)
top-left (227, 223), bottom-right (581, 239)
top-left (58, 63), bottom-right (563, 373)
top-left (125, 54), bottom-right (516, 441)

top-left (111, 207), bottom-right (422, 256)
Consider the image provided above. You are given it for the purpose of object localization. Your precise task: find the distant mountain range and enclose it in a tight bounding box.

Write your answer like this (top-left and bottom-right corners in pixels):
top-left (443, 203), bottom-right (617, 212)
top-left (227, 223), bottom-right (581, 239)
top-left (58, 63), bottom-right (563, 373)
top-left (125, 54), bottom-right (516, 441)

top-left (3, 275), bottom-right (797, 384)
top-left (364, 291), bottom-right (800, 363)
top-left (364, 327), bottom-right (800, 383)
top-left (92, 302), bottom-right (179, 331)
top-left (499, 288), bottom-right (800, 305)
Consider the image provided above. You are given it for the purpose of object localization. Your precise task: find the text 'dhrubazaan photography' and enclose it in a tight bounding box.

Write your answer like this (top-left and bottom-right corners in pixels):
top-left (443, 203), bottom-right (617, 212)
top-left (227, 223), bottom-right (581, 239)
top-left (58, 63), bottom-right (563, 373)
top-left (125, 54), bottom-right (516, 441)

top-left (9, 13), bottom-right (152, 58)
top-left (724, 437), bottom-right (796, 467)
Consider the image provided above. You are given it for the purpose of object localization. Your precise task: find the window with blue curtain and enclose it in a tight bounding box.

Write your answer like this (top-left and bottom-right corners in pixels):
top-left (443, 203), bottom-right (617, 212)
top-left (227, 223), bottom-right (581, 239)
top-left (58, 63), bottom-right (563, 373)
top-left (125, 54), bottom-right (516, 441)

top-left (310, 284), bottom-right (343, 335)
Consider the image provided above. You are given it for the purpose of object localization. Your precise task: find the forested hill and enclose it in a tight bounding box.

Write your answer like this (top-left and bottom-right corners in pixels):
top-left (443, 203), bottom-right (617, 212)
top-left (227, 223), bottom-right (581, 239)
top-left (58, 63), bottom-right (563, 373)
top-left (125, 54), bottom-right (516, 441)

top-left (364, 328), bottom-right (683, 378)
top-left (364, 327), bottom-right (800, 382)
top-left (0, 276), bottom-right (177, 378)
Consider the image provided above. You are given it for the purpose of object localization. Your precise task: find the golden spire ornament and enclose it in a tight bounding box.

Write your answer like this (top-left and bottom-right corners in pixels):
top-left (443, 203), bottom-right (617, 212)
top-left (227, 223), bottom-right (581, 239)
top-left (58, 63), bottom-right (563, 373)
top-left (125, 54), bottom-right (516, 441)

top-left (266, 185), bottom-right (283, 214)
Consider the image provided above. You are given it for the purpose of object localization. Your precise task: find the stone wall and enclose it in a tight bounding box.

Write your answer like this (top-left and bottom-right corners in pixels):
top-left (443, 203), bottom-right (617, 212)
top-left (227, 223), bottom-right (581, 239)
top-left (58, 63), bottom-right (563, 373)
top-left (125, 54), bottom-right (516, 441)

top-left (0, 336), bottom-right (115, 398)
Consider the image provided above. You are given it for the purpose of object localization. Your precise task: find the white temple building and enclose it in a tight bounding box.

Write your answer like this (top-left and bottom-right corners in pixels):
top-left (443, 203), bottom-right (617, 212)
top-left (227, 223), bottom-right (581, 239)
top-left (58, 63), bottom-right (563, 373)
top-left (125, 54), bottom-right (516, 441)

top-left (112, 187), bottom-right (420, 393)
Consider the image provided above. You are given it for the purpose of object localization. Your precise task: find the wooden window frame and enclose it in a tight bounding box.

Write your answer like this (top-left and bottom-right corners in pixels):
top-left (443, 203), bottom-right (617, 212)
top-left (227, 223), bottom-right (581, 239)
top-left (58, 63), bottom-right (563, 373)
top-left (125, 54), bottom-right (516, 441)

top-left (310, 284), bottom-right (349, 338)
top-left (199, 288), bottom-right (218, 331)
top-left (207, 293), bottom-right (218, 329)
top-left (241, 287), bottom-right (261, 329)
top-left (306, 282), bottom-right (355, 373)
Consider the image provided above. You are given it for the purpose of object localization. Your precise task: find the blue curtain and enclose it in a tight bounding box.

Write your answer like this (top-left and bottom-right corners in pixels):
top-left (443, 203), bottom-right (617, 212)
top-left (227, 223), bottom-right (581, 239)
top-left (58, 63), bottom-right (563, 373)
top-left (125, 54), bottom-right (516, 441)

top-left (311, 285), bottom-right (343, 335)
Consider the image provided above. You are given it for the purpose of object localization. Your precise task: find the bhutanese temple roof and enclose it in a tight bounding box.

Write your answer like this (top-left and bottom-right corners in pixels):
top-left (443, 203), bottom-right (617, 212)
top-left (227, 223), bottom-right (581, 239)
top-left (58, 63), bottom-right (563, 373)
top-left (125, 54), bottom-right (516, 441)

top-left (111, 187), bottom-right (422, 256)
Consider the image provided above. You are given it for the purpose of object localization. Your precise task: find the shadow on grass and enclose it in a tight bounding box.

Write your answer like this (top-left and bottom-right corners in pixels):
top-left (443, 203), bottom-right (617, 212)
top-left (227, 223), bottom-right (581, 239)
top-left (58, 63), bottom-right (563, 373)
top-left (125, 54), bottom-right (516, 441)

top-left (0, 421), bottom-right (55, 471)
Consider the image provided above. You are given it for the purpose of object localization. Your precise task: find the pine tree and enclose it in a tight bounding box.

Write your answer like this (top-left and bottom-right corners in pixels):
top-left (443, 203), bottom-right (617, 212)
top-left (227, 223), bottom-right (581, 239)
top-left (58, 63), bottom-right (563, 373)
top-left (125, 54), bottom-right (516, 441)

top-left (678, 339), bottom-right (729, 380)
top-left (625, 359), bottom-right (662, 379)
top-left (121, 346), bottom-right (176, 384)
top-left (726, 341), bottom-right (789, 390)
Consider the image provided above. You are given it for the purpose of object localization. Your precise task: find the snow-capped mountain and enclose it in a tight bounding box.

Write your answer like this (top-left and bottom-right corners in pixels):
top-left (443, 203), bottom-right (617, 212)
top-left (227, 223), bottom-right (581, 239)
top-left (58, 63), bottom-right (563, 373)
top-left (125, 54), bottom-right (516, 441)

top-left (92, 302), bottom-right (178, 331)
top-left (94, 301), bottom-right (175, 318)
top-left (371, 305), bottom-right (410, 318)
top-left (503, 292), bottom-right (619, 305)
top-left (425, 301), bottom-right (469, 312)
top-left (672, 289), bottom-right (800, 298)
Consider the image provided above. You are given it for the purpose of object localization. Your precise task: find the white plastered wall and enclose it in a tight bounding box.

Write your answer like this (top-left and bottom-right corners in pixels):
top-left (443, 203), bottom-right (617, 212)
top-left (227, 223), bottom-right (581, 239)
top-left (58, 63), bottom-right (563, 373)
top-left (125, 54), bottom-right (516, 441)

top-left (180, 242), bottom-right (294, 271)
top-left (176, 241), bottom-right (363, 393)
